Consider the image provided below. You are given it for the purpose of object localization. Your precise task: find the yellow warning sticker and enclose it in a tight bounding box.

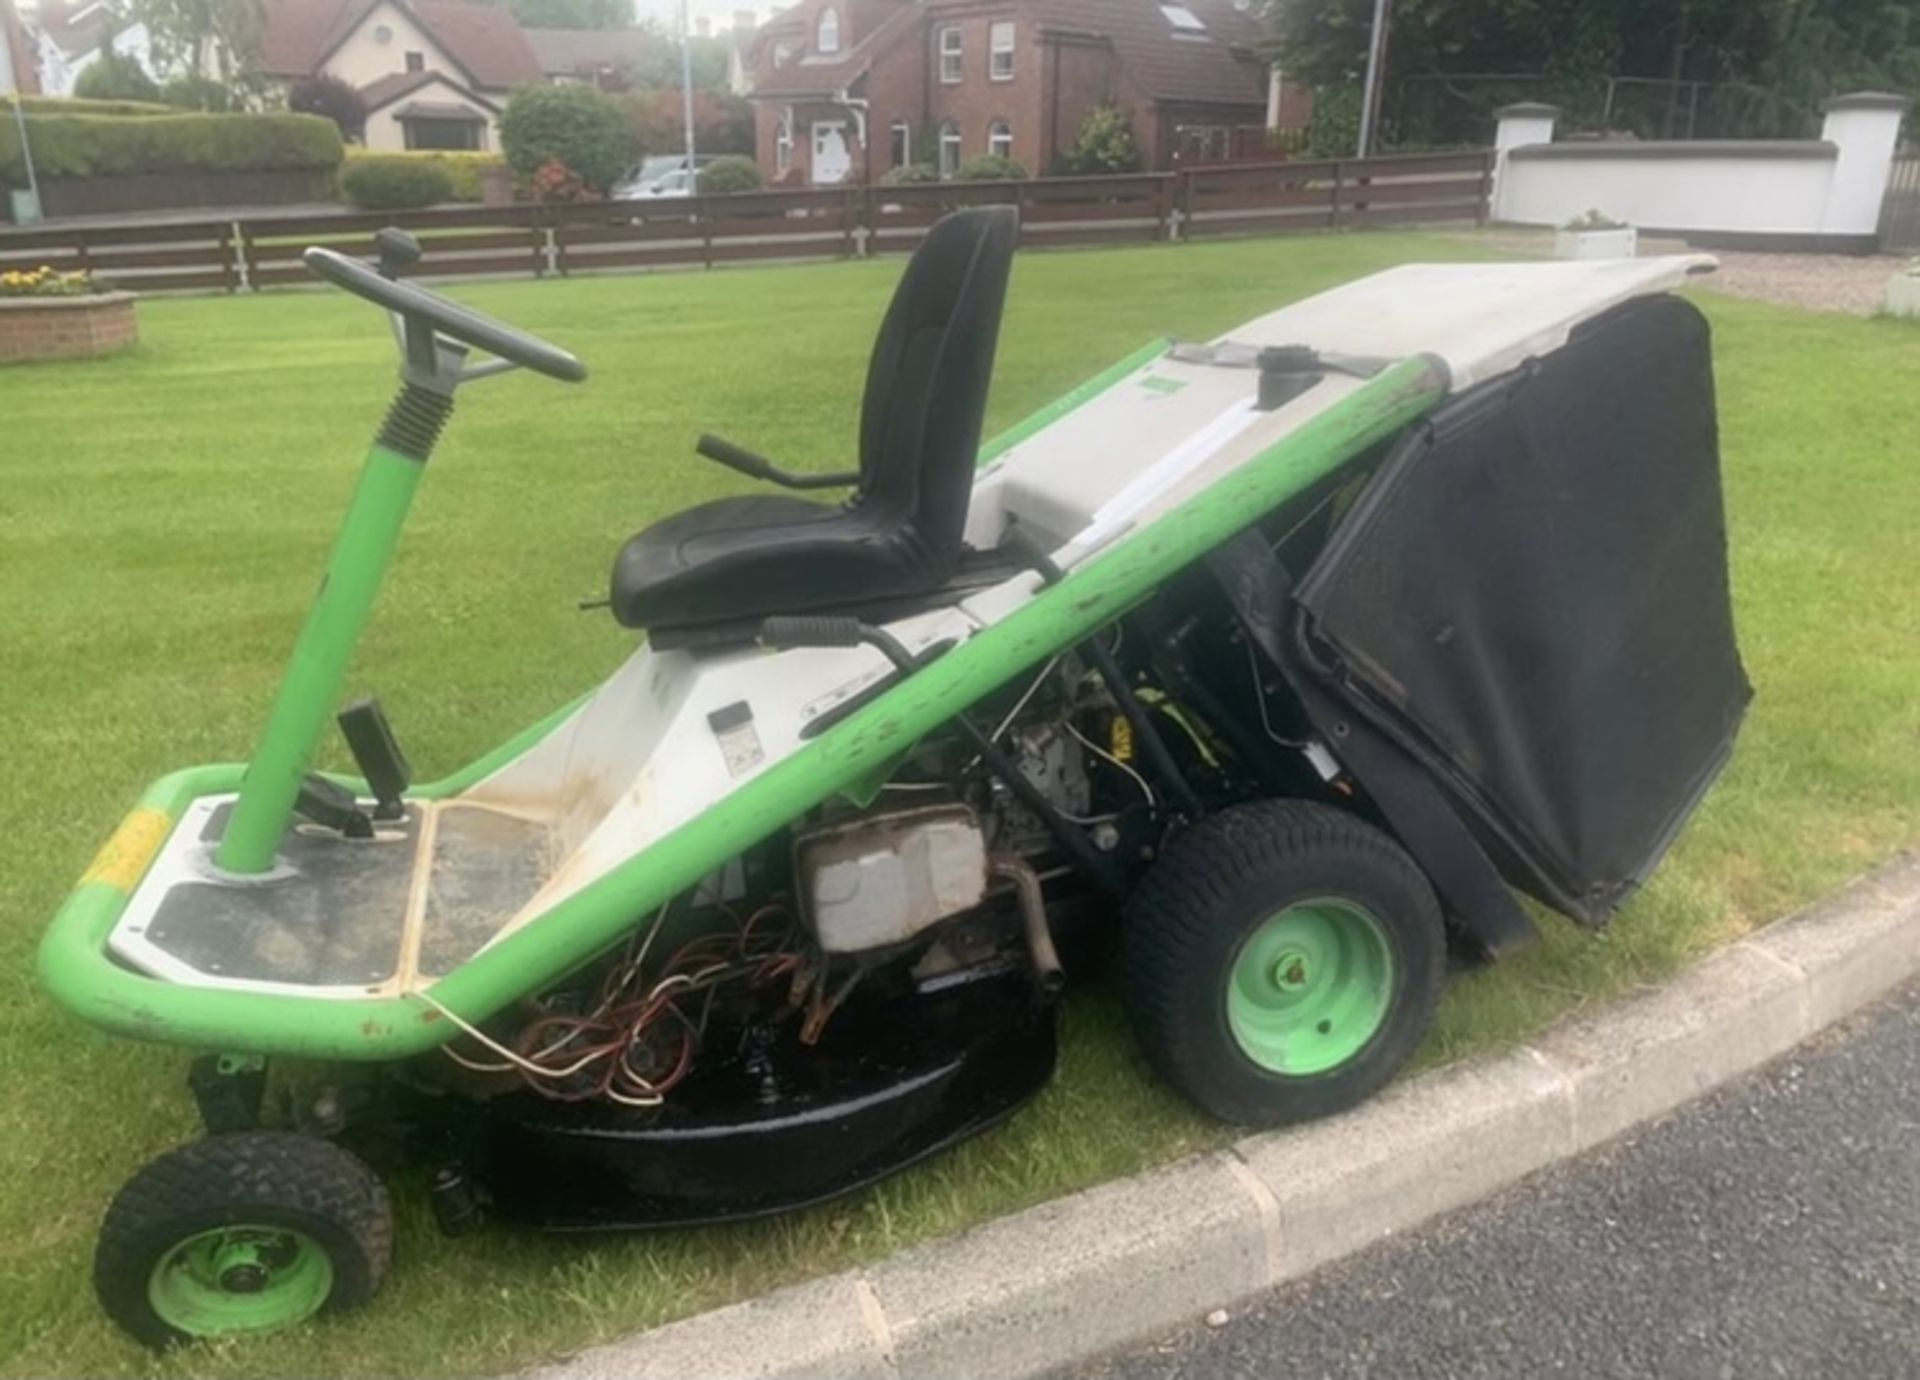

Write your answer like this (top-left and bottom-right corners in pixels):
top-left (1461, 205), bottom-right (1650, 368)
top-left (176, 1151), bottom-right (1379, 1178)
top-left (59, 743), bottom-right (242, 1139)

top-left (79, 808), bottom-right (172, 892)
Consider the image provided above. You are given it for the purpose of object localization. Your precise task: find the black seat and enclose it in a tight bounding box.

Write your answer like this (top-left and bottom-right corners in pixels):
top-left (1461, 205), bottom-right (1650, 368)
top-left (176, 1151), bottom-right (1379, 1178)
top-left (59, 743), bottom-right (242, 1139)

top-left (610, 206), bottom-right (1019, 636)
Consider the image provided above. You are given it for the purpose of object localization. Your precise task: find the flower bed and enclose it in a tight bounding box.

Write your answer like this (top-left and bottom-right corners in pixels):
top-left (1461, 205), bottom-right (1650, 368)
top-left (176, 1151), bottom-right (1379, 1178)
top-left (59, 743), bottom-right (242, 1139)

top-left (0, 267), bottom-right (136, 362)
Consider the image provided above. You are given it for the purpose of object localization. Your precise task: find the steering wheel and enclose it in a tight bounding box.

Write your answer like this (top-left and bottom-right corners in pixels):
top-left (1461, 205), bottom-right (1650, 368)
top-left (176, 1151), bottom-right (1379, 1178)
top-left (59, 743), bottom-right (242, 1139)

top-left (302, 244), bottom-right (587, 384)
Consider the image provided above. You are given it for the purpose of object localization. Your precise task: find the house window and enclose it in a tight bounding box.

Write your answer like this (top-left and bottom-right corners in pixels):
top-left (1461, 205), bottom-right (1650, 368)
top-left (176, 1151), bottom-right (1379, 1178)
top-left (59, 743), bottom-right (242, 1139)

top-left (890, 118), bottom-right (911, 168)
top-left (1159, 4), bottom-right (1206, 31)
top-left (938, 25), bottom-right (962, 83)
top-left (817, 6), bottom-right (840, 54)
top-left (405, 50), bottom-right (425, 72)
top-left (775, 117), bottom-right (793, 174)
top-left (988, 118), bottom-right (1012, 161)
top-left (989, 20), bottom-right (1014, 80)
top-left (404, 117), bottom-right (482, 151)
top-left (938, 120), bottom-right (961, 176)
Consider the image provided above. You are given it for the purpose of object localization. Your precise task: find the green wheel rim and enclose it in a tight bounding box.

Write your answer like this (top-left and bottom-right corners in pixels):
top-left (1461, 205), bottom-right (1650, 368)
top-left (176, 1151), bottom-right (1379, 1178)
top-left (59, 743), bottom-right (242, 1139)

top-left (1227, 898), bottom-right (1395, 1076)
top-left (147, 1225), bottom-right (334, 1337)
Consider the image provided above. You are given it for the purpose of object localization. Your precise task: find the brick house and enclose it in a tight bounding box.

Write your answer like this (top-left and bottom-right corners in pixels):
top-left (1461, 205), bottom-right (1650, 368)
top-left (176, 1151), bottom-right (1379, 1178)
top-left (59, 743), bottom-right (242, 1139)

top-left (739, 0), bottom-right (1293, 186)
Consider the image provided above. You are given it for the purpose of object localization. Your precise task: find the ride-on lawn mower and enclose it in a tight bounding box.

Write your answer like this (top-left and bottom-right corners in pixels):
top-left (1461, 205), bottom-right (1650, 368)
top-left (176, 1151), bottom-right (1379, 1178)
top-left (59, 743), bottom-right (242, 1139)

top-left (41, 209), bottom-right (1749, 1347)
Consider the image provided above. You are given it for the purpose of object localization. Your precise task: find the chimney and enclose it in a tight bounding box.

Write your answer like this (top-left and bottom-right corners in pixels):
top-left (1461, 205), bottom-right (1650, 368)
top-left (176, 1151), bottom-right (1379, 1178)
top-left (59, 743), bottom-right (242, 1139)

top-left (733, 9), bottom-right (756, 33)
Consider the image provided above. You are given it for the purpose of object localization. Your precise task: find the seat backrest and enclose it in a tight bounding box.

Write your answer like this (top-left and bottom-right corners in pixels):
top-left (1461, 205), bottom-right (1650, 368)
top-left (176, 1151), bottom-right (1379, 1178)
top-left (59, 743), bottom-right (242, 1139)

top-left (856, 205), bottom-right (1018, 577)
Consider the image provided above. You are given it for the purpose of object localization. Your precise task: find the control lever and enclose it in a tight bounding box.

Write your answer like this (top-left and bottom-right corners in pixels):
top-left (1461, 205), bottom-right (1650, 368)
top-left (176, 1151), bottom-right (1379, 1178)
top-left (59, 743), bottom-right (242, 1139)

top-left (375, 227), bottom-right (423, 281)
top-left (697, 435), bottom-right (858, 491)
top-left (338, 697), bottom-right (411, 821)
top-left (293, 774), bottom-right (374, 839)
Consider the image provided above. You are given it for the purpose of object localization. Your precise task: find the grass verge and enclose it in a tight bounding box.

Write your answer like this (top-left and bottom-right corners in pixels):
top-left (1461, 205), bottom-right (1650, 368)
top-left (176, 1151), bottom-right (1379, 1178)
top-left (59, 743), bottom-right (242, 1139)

top-left (2, 231), bottom-right (1916, 1376)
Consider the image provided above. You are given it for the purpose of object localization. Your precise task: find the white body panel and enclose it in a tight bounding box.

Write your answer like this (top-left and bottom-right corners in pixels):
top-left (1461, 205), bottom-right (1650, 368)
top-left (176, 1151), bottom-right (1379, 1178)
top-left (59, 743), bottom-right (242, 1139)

top-left (108, 257), bottom-right (1713, 996)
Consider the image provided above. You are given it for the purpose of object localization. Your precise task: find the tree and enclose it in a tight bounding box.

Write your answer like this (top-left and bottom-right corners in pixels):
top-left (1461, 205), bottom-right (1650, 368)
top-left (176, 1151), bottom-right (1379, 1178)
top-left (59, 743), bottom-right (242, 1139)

top-left (505, 0), bottom-right (631, 29)
top-left (75, 50), bottom-right (162, 102)
top-left (621, 86), bottom-right (753, 158)
top-left (1055, 102), bottom-right (1142, 175)
top-left (289, 74), bottom-right (367, 141)
top-left (500, 82), bottom-right (634, 192)
top-left (621, 28), bottom-right (732, 91)
top-left (1269, 0), bottom-right (1920, 146)
top-left (159, 73), bottom-right (241, 110)
top-left (125, 0), bottom-right (265, 85)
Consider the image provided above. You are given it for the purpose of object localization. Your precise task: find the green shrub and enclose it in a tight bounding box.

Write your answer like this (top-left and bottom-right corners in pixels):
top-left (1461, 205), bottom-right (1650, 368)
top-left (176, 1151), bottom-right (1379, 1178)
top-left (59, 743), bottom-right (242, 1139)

top-left (1056, 102), bottom-right (1142, 176)
top-left (337, 154), bottom-right (456, 210)
top-left (499, 84), bottom-right (632, 192)
top-left (340, 148), bottom-right (504, 203)
top-left (696, 154), bottom-right (762, 195)
top-left (159, 76), bottom-right (241, 113)
top-left (2, 94), bottom-right (172, 116)
top-left (882, 162), bottom-right (939, 184)
top-left (954, 153), bottom-right (1028, 181)
top-left (74, 51), bottom-right (163, 104)
top-left (0, 113), bottom-right (344, 187)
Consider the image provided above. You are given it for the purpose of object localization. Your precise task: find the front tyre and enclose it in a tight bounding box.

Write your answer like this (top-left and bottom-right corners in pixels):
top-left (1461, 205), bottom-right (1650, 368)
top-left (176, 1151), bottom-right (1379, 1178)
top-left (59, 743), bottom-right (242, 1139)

top-left (1124, 800), bottom-right (1445, 1127)
top-left (94, 1131), bottom-right (392, 1349)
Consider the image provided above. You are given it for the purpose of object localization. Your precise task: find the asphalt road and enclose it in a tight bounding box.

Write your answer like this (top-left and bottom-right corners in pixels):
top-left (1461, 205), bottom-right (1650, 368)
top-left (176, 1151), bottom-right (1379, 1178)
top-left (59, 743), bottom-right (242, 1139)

top-left (1076, 979), bottom-right (1920, 1380)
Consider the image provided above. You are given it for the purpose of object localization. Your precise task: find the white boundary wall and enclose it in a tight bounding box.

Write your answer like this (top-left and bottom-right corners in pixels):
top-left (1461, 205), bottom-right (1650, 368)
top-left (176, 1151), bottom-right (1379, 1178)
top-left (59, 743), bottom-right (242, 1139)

top-left (1491, 92), bottom-right (1910, 249)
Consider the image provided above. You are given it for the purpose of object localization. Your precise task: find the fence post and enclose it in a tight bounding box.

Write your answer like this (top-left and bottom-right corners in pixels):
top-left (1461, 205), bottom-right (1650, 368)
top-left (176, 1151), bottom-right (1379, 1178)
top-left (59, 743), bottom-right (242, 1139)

top-left (223, 221), bottom-right (242, 293)
top-left (1476, 150), bottom-right (1493, 224)
top-left (859, 183), bottom-right (874, 258)
top-left (1330, 161), bottom-right (1344, 228)
top-left (546, 207), bottom-right (567, 278)
top-left (699, 196), bottom-right (714, 269)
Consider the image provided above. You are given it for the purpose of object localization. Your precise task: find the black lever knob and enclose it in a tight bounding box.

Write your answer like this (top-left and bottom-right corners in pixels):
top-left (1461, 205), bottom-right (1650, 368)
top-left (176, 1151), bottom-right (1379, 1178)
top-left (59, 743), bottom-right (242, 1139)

top-left (374, 226), bottom-right (423, 281)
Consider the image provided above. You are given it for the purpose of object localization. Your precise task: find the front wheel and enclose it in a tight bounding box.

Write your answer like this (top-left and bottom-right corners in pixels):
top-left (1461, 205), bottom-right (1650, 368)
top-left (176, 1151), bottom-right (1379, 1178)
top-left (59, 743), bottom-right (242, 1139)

top-left (1124, 800), bottom-right (1446, 1127)
top-left (94, 1131), bottom-right (392, 1349)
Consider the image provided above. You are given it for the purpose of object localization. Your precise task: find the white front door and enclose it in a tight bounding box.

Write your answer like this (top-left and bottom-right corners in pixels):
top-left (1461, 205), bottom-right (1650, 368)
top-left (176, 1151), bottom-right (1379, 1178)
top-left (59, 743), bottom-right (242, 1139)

top-left (811, 121), bottom-right (851, 185)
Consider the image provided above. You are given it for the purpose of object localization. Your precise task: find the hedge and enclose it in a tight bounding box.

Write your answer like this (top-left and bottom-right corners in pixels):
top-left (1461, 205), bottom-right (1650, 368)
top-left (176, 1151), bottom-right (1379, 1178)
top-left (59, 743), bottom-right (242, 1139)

top-left (340, 147), bottom-right (504, 203)
top-left (1, 95), bottom-right (173, 117)
top-left (337, 154), bottom-right (456, 210)
top-left (0, 112), bottom-right (343, 187)
top-left (696, 154), bottom-right (762, 195)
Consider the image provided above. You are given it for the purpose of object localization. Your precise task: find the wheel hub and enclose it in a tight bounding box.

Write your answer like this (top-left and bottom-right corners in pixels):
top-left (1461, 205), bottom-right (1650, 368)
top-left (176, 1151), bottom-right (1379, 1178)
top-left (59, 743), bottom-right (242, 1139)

top-left (1227, 899), bottom-right (1395, 1076)
top-left (147, 1226), bottom-right (334, 1337)
top-left (1270, 948), bottom-right (1311, 992)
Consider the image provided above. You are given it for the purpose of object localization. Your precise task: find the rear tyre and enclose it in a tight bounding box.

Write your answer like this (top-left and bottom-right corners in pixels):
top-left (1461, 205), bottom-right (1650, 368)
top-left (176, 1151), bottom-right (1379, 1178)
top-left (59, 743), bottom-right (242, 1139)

top-left (1124, 800), bottom-right (1445, 1127)
top-left (94, 1131), bottom-right (392, 1349)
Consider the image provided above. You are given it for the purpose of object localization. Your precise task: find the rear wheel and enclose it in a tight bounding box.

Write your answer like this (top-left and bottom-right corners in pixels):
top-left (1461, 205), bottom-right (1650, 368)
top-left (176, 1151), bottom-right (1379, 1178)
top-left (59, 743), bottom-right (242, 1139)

top-left (1124, 800), bottom-right (1445, 1127)
top-left (94, 1131), bottom-right (392, 1349)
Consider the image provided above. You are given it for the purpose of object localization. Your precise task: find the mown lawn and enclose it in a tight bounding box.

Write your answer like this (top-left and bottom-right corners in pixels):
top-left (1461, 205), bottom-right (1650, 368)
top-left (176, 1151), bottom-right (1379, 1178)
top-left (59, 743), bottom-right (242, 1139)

top-left (2, 232), bottom-right (1916, 1377)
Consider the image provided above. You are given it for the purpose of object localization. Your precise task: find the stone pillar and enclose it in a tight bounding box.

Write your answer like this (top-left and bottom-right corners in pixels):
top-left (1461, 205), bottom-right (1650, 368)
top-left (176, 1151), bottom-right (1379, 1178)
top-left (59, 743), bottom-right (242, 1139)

top-left (1491, 103), bottom-right (1559, 220)
top-left (1818, 92), bottom-right (1911, 245)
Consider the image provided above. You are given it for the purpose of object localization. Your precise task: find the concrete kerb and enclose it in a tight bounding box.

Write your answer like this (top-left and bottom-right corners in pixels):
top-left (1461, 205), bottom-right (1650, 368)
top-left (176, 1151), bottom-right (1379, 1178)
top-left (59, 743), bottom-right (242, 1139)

top-left (524, 850), bottom-right (1920, 1380)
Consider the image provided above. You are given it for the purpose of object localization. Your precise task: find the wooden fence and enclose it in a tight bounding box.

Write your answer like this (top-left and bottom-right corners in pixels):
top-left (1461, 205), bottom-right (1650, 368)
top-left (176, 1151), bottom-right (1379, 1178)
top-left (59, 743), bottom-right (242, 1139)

top-left (0, 151), bottom-right (1493, 295)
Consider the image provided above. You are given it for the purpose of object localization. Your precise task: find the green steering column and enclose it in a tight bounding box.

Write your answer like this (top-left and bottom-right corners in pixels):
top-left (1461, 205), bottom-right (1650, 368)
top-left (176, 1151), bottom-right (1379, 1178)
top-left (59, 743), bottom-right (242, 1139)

top-left (215, 440), bottom-right (427, 874)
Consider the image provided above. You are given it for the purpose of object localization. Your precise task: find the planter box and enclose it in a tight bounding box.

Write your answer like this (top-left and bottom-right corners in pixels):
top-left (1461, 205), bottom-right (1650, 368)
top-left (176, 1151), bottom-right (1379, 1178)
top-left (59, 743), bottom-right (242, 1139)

top-left (0, 292), bottom-right (138, 363)
top-left (1555, 225), bottom-right (1637, 260)
top-left (1883, 274), bottom-right (1920, 318)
